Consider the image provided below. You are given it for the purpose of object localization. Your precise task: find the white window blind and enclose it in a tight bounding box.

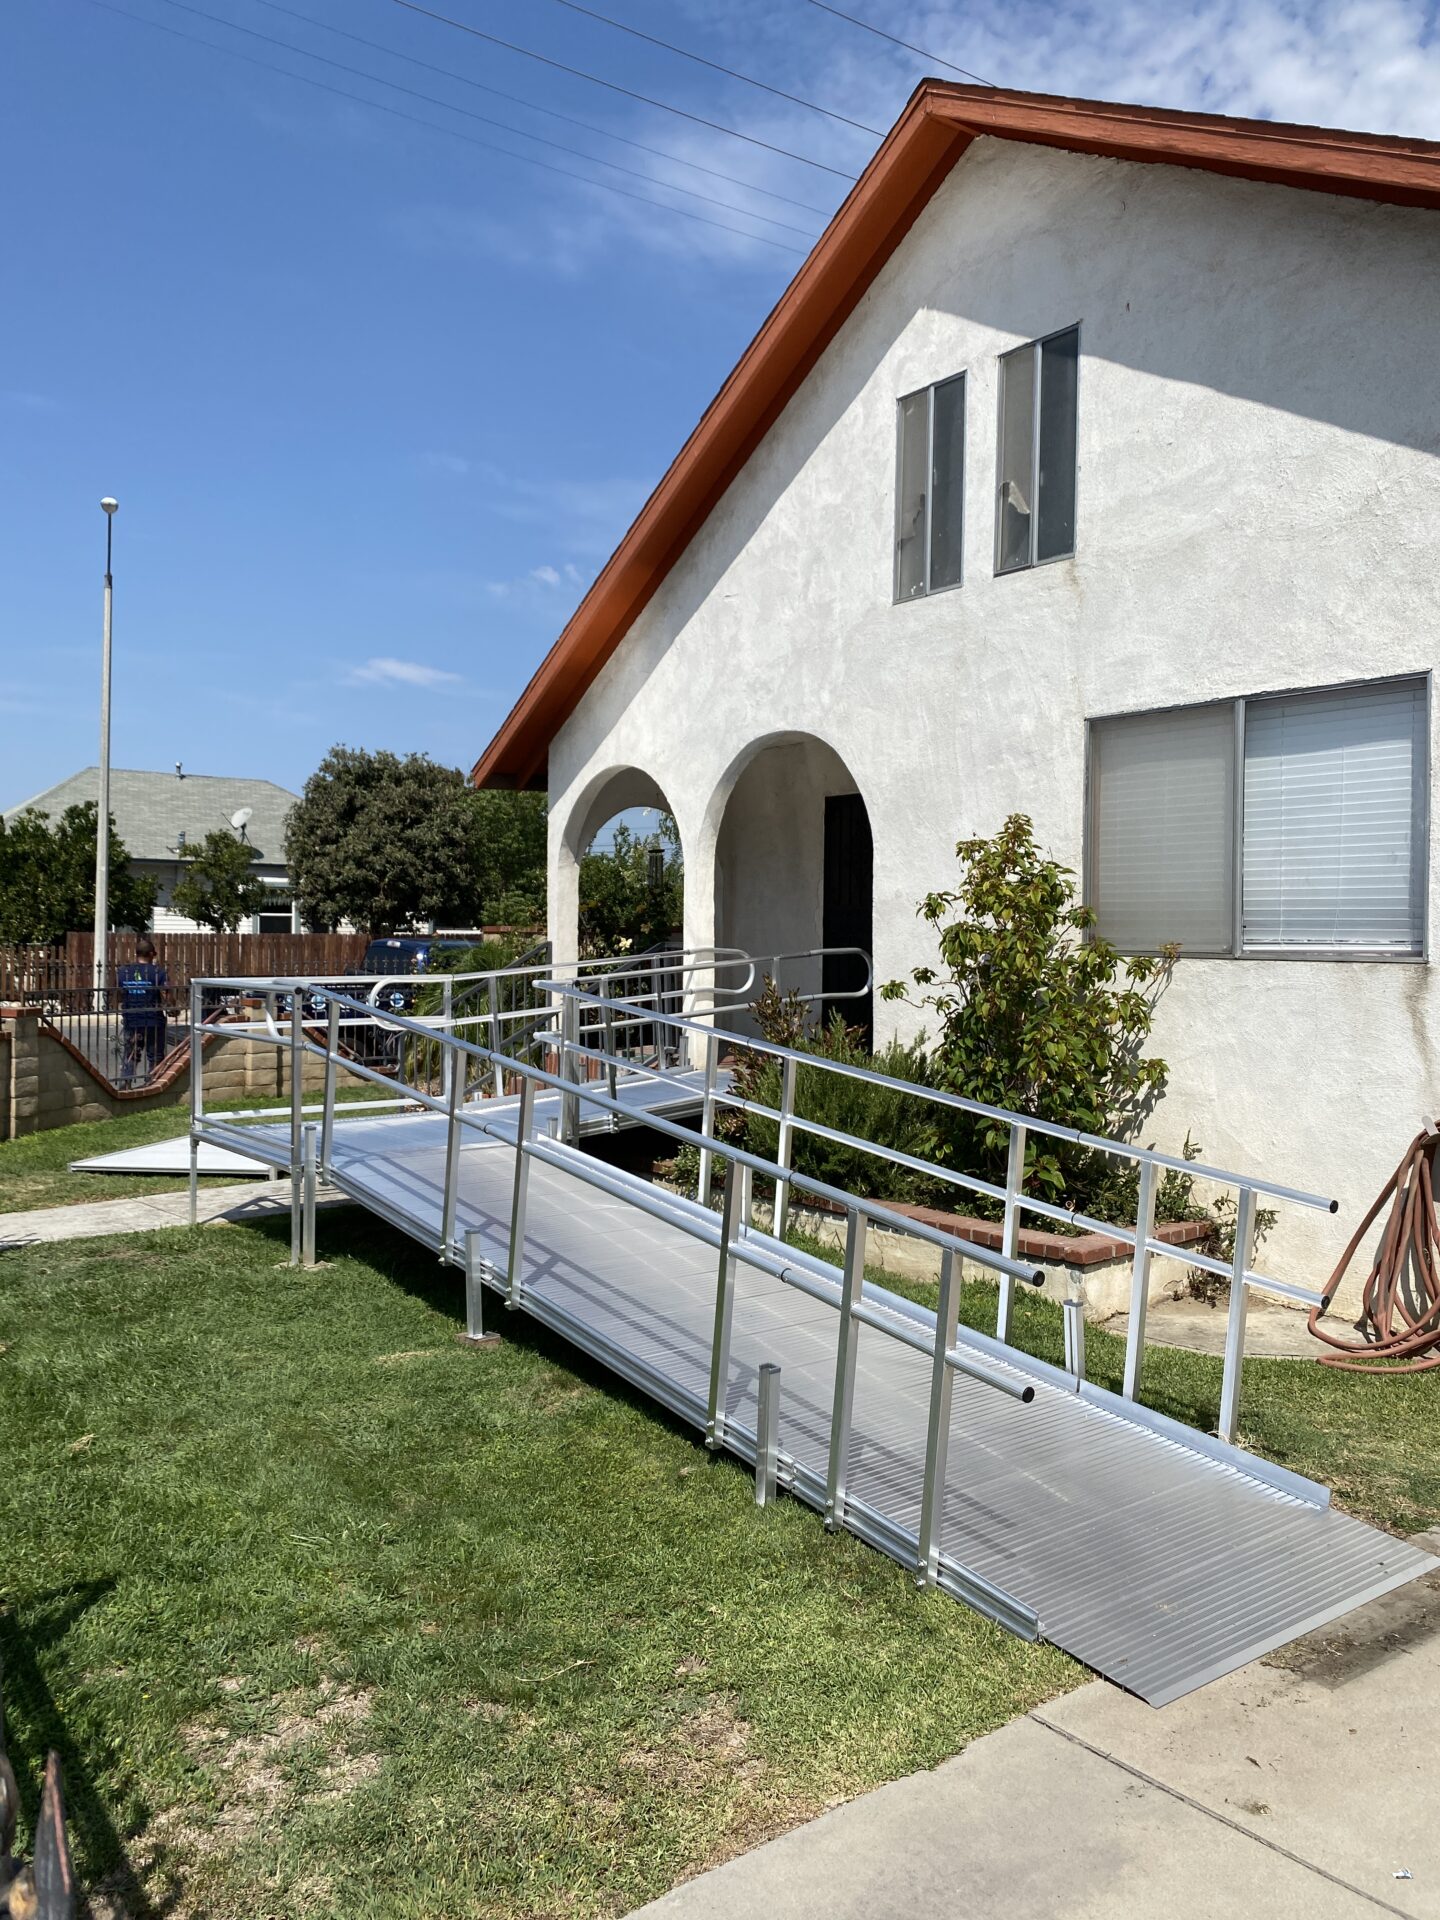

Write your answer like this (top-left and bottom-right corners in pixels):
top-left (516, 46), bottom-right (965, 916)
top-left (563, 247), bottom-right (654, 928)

top-left (1242, 681), bottom-right (1425, 952)
top-left (1090, 703), bottom-right (1235, 954)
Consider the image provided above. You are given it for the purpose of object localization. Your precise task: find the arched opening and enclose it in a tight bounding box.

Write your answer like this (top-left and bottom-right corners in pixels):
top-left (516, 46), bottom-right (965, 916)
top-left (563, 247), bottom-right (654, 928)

top-left (561, 766), bottom-right (684, 962)
top-left (711, 734), bottom-right (873, 1040)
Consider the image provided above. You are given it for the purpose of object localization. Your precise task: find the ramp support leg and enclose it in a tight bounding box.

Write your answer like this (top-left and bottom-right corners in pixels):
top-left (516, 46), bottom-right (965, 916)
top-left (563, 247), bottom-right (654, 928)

top-left (301, 1123), bottom-right (319, 1269)
top-left (440, 1059), bottom-right (464, 1261)
top-left (188, 1134), bottom-right (199, 1228)
top-left (321, 999), bottom-right (339, 1176)
top-left (825, 1209), bottom-right (868, 1531)
top-left (462, 1229), bottom-right (501, 1348)
top-left (997, 1124), bottom-right (1026, 1345)
top-left (706, 1167), bottom-right (741, 1449)
top-left (1122, 1160), bottom-right (1157, 1400)
top-left (506, 1077), bottom-right (537, 1310)
top-left (1218, 1187), bottom-right (1259, 1445)
top-left (917, 1250), bottom-right (959, 1586)
top-left (754, 1363), bottom-right (780, 1507)
top-left (1063, 1291), bottom-right (1086, 1385)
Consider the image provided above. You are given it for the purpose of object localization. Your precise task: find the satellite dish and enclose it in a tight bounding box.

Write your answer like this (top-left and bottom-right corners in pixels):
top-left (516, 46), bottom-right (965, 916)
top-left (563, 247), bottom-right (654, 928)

top-left (231, 807), bottom-right (253, 839)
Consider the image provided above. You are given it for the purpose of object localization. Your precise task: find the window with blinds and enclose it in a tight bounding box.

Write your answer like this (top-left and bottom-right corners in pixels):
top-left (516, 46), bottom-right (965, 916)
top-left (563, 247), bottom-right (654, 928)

top-left (1087, 678), bottom-right (1428, 959)
top-left (1088, 703), bottom-right (1236, 954)
top-left (1242, 681), bottom-right (1426, 952)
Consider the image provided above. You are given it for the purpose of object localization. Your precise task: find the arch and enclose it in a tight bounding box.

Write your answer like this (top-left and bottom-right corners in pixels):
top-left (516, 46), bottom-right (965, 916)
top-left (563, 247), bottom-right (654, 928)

top-left (705, 731), bottom-right (873, 1037)
top-left (551, 762), bottom-right (684, 968)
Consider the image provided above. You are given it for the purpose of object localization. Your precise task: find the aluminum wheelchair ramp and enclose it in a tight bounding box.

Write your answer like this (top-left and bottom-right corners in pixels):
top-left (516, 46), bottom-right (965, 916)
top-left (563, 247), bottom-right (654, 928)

top-left (205, 1105), bottom-right (1435, 1708)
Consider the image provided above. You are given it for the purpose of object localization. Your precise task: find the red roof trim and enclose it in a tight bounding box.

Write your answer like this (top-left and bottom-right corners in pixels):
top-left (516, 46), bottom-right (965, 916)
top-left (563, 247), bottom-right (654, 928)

top-left (474, 82), bottom-right (1440, 789)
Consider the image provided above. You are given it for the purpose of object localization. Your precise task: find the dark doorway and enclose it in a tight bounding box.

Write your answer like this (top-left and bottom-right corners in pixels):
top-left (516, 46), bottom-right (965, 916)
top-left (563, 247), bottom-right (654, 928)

top-left (822, 792), bottom-right (873, 1040)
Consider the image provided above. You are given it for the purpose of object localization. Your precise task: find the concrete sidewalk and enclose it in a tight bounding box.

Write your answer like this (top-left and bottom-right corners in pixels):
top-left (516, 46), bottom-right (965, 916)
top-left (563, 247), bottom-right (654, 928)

top-left (631, 1531), bottom-right (1440, 1920)
top-left (0, 1181), bottom-right (351, 1249)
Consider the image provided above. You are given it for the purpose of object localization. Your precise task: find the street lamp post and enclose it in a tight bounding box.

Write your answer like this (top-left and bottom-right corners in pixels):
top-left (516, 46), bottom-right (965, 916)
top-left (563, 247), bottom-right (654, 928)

top-left (93, 498), bottom-right (119, 997)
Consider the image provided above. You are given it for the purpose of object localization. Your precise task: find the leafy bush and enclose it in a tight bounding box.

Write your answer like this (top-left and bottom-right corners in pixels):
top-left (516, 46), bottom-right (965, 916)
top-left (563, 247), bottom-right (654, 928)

top-left (882, 814), bottom-right (1175, 1214)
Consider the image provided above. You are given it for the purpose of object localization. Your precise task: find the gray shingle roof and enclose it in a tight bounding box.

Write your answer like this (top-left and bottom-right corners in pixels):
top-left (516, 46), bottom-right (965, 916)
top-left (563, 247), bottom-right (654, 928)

top-left (3, 768), bottom-right (299, 868)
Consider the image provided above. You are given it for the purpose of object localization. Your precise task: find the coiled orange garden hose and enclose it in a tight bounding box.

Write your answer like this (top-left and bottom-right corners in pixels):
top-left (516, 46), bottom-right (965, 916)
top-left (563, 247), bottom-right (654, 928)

top-left (1308, 1129), bottom-right (1440, 1373)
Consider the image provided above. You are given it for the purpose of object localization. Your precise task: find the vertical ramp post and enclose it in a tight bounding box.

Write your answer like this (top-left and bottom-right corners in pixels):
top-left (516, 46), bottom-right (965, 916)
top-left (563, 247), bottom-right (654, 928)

top-left (188, 1134), bottom-right (199, 1228)
top-left (462, 1228), bottom-right (501, 1348)
top-left (754, 1363), bottom-right (781, 1507)
top-left (188, 979), bottom-right (202, 1227)
top-left (917, 1249), bottom-right (960, 1586)
top-left (440, 1051), bottom-right (465, 1262)
top-left (825, 1209), bottom-right (868, 1531)
top-left (1063, 1291), bottom-right (1087, 1386)
top-left (440, 975), bottom-right (454, 1105)
top-left (560, 991), bottom-right (580, 1146)
top-left (696, 1030), bottom-right (719, 1208)
top-left (1218, 1187), bottom-right (1258, 1445)
top-left (1121, 1160), bottom-right (1157, 1400)
top-left (489, 984), bottom-right (504, 1098)
top-left (601, 977), bottom-right (618, 1109)
top-left (301, 1123), bottom-right (319, 1269)
top-left (774, 1054), bottom-right (798, 1242)
top-left (706, 1166), bottom-right (741, 1449)
top-left (321, 998), bottom-right (339, 1177)
top-left (507, 1076), bottom-right (537, 1310)
top-left (997, 1124), bottom-right (1026, 1344)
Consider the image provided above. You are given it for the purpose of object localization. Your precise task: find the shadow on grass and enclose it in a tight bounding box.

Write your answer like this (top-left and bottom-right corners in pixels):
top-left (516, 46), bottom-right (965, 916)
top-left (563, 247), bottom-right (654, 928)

top-left (1, 1581), bottom-right (182, 1918)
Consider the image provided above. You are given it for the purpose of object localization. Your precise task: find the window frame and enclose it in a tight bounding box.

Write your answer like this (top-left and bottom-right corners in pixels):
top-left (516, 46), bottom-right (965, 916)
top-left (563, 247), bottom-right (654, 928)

top-left (892, 370), bottom-right (966, 604)
top-left (1083, 671), bottom-right (1431, 963)
top-left (994, 322), bottom-right (1081, 576)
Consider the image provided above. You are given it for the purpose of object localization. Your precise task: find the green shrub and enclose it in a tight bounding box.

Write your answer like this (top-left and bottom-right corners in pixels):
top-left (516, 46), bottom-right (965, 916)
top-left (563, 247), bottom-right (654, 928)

top-left (882, 814), bottom-right (1175, 1214)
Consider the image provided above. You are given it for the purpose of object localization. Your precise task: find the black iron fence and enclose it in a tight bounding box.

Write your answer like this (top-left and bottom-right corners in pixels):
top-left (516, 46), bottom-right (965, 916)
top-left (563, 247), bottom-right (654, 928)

top-left (23, 988), bottom-right (183, 1093)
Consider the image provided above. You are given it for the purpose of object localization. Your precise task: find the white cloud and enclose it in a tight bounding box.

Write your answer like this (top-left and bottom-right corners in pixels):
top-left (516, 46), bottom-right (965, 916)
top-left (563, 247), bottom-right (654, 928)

top-left (415, 451), bottom-right (471, 477)
top-left (347, 657), bottom-right (462, 689)
top-left (531, 564), bottom-right (562, 586)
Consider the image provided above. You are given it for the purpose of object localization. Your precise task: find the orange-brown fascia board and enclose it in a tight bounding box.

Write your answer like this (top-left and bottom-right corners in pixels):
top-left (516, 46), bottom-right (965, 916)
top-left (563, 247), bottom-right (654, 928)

top-left (472, 82), bottom-right (1440, 791)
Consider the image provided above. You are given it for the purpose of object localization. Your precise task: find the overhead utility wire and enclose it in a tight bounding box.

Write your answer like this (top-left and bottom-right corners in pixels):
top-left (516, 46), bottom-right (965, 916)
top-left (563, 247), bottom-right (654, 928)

top-left (390, 0), bottom-right (860, 181)
top-left (144, 0), bottom-right (820, 235)
top-left (802, 0), bottom-right (998, 89)
top-left (81, 0), bottom-right (811, 253)
top-left (539, 0), bottom-right (883, 136)
top-left (244, 0), bottom-right (833, 216)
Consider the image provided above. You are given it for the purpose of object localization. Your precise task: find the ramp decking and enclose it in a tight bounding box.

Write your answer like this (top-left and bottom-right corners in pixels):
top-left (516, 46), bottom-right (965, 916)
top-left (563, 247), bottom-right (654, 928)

top-left (200, 1096), bottom-right (1436, 1707)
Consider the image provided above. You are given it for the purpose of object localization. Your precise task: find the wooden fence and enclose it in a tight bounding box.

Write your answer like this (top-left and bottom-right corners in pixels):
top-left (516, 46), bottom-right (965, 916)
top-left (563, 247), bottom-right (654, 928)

top-left (0, 932), bottom-right (369, 1000)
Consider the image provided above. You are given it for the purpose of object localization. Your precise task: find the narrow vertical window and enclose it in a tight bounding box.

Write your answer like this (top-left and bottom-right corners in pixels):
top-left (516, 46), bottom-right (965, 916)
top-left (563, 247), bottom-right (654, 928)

top-left (997, 325), bottom-right (1079, 572)
top-left (893, 372), bottom-right (965, 601)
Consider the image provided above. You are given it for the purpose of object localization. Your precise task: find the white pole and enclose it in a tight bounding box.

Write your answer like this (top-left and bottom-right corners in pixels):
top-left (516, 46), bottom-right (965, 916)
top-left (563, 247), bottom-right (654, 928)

top-left (93, 498), bottom-right (118, 996)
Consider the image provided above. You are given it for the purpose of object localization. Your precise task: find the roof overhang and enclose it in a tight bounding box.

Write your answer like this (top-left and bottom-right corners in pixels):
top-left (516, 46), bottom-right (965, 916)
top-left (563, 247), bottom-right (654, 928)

top-left (473, 81), bottom-right (1440, 790)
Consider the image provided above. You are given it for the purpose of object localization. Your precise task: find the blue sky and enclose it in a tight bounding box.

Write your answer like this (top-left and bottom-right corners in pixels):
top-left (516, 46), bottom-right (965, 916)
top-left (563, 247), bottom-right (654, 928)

top-left (5, 0), bottom-right (1438, 809)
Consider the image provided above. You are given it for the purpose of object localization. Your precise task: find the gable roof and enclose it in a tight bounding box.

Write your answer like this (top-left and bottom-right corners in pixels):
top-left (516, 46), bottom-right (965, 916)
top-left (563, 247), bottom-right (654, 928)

top-left (3, 768), bottom-right (299, 866)
top-left (473, 80), bottom-right (1440, 790)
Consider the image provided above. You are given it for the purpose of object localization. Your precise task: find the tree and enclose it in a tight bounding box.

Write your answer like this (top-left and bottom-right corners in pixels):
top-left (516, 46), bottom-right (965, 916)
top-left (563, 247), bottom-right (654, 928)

top-left (0, 803), bottom-right (156, 944)
top-left (169, 828), bottom-right (270, 933)
top-left (881, 814), bottom-right (1174, 1210)
top-left (285, 746), bottom-right (483, 936)
top-left (471, 789), bottom-right (547, 926)
top-left (578, 821), bottom-right (683, 954)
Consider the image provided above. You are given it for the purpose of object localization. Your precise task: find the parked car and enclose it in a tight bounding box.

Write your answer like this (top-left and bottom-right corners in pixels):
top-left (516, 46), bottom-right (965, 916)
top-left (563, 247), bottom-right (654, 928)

top-left (354, 937), bottom-right (478, 1013)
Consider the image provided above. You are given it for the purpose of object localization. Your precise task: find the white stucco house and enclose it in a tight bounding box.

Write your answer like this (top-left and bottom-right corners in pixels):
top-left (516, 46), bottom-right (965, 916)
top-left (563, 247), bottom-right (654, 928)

top-left (472, 83), bottom-right (1440, 1286)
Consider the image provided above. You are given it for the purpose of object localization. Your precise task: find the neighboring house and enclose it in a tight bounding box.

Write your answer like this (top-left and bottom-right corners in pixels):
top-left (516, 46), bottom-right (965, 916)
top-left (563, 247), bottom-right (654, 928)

top-left (3, 766), bottom-right (300, 932)
top-left (472, 84), bottom-right (1440, 1285)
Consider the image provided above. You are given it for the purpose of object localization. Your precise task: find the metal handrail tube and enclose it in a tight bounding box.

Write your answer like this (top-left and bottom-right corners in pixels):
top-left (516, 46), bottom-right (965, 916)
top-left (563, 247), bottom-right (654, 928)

top-left (538, 980), bottom-right (1337, 1213)
top-left (942, 1344), bottom-right (1038, 1404)
top-left (221, 984), bottom-right (1045, 1290)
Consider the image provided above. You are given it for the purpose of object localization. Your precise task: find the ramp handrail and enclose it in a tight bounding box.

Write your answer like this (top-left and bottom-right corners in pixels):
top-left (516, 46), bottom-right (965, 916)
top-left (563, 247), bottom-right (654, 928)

top-left (538, 977), bottom-right (1336, 1446)
top-left (188, 970), bottom-right (1045, 1595)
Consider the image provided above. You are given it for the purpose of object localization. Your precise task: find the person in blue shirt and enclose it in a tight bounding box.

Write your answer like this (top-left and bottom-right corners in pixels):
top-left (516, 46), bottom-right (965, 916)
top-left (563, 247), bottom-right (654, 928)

top-left (117, 937), bottom-right (168, 1085)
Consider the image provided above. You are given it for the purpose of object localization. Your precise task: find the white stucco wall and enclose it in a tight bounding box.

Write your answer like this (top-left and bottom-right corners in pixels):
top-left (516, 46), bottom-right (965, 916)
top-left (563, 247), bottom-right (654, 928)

top-left (545, 135), bottom-right (1440, 1296)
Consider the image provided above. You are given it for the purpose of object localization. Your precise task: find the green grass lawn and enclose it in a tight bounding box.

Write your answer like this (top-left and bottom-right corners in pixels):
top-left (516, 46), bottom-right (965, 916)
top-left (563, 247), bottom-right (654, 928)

top-left (0, 1212), bottom-right (1079, 1920)
top-left (0, 1090), bottom-right (382, 1215)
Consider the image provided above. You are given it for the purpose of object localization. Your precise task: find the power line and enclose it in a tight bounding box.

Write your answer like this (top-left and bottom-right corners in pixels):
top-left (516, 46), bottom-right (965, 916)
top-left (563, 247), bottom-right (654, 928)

top-left (801, 0), bottom-right (998, 89)
top-left (539, 0), bottom-right (883, 137)
top-left (244, 0), bottom-right (834, 216)
top-left (391, 0), bottom-right (860, 181)
top-left (80, 0), bottom-right (811, 253)
top-left (145, 0), bottom-right (821, 236)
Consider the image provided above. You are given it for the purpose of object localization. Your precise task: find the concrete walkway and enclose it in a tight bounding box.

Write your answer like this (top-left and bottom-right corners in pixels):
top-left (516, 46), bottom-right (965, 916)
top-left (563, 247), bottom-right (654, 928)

top-left (630, 1531), bottom-right (1440, 1920)
top-left (0, 1181), bottom-right (351, 1249)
